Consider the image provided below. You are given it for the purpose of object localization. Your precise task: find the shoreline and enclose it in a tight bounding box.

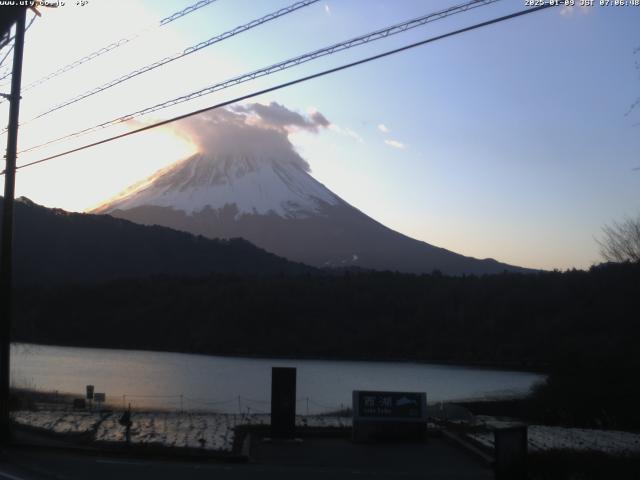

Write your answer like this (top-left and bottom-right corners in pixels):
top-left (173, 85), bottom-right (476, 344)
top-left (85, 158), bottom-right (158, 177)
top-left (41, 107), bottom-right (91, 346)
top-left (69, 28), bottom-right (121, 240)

top-left (11, 341), bottom-right (549, 374)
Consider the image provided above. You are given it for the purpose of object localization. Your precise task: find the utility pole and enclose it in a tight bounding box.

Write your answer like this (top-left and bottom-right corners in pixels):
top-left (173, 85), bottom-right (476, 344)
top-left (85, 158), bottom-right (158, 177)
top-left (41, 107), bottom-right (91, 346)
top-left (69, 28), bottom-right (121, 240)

top-left (0, 8), bottom-right (27, 444)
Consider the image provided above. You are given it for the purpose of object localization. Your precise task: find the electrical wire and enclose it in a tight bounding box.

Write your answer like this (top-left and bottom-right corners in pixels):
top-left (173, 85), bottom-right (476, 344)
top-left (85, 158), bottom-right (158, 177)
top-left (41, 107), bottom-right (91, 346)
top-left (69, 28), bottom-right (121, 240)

top-left (0, 12), bottom-right (36, 73)
top-left (0, 33), bottom-right (13, 52)
top-left (27, 0), bottom-right (320, 123)
top-left (18, 0), bottom-right (502, 154)
top-left (3, 2), bottom-right (556, 175)
top-left (0, 45), bottom-right (14, 71)
top-left (0, 0), bottom-right (221, 99)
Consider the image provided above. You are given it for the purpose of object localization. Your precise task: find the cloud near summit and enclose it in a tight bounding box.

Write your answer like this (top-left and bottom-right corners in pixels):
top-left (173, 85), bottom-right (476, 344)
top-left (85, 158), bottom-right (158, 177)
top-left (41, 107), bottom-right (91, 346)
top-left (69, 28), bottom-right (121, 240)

top-left (232, 101), bottom-right (330, 133)
top-left (171, 103), bottom-right (331, 173)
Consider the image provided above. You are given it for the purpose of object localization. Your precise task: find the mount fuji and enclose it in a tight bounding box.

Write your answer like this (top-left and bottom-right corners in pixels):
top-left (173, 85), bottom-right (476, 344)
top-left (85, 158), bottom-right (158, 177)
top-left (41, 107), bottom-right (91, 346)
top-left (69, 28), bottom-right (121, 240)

top-left (93, 107), bottom-right (528, 275)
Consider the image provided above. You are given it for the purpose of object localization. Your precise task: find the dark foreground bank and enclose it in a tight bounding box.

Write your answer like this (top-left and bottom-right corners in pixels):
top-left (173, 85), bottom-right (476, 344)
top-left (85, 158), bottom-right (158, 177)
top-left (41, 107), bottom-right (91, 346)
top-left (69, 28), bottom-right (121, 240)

top-left (12, 262), bottom-right (640, 427)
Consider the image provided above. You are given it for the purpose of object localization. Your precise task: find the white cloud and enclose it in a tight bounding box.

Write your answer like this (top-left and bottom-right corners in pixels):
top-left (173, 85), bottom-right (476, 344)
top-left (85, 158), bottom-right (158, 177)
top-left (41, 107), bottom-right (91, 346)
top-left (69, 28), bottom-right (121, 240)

top-left (329, 124), bottom-right (364, 143)
top-left (324, 4), bottom-right (331, 15)
top-left (344, 128), bottom-right (364, 144)
top-left (174, 107), bottom-right (318, 172)
top-left (377, 124), bottom-right (390, 134)
top-left (231, 101), bottom-right (330, 133)
top-left (384, 139), bottom-right (405, 149)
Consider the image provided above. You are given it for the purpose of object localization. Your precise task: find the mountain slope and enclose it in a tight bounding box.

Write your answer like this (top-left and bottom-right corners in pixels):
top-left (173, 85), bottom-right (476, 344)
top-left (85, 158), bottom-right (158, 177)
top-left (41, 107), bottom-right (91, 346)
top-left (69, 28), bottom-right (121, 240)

top-left (1, 197), bottom-right (313, 287)
top-left (95, 151), bottom-right (530, 275)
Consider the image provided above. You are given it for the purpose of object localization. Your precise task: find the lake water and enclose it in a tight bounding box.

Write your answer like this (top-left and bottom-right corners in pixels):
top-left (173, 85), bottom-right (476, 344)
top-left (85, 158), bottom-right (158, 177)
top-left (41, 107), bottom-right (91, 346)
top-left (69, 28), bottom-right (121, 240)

top-left (10, 343), bottom-right (544, 414)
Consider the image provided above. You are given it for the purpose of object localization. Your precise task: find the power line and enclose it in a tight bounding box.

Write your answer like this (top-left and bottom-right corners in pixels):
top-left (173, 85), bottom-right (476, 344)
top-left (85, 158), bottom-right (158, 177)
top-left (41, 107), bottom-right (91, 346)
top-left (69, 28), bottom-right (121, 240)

top-left (19, 0), bottom-right (502, 154)
top-left (0, 41), bottom-right (14, 71)
top-left (0, 63), bottom-right (14, 84)
top-left (4, 2), bottom-right (556, 176)
top-left (0, 33), bottom-right (12, 52)
top-left (0, 47), bottom-right (13, 72)
top-left (0, 0), bottom-right (221, 99)
top-left (0, 13), bottom-right (36, 72)
top-left (158, 0), bottom-right (218, 26)
top-left (26, 0), bottom-right (320, 124)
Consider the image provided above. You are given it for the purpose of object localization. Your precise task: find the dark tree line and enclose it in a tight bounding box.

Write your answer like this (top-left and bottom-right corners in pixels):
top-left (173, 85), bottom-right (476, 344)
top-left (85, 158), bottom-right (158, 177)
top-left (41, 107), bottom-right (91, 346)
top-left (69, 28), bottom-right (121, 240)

top-left (11, 261), bottom-right (640, 427)
top-left (1, 197), bottom-right (314, 288)
top-left (11, 261), bottom-right (639, 367)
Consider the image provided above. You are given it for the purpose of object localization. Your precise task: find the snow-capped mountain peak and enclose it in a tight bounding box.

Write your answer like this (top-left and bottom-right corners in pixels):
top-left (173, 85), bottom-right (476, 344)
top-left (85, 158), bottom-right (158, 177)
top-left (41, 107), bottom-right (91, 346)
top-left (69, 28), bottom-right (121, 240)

top-left (93, 105), bottom-right (528, 275)
top-left (97, 152), bottom-right (340, 218)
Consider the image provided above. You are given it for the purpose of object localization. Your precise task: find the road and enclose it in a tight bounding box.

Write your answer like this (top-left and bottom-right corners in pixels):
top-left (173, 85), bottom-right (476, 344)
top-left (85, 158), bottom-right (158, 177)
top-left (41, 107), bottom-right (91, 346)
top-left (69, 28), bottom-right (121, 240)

top-left (1, 437), bottom-right (493, 480)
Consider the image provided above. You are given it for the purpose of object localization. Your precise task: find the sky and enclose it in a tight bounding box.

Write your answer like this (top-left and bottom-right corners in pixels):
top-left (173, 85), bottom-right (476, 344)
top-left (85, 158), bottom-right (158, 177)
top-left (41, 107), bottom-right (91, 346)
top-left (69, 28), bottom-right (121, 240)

top-left (0, 0), bottom-right (638, 271)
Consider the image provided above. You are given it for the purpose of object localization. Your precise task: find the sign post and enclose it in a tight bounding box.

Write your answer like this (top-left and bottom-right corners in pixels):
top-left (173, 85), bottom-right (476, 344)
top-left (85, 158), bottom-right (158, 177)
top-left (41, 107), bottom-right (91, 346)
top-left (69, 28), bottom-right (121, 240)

top-left (494, 425), bottom-right (528, 480)
top-left (352, 390), bottom-right (427, 443)
top-left (270, 367), bottom-right (296, 439)
top-left (86, 385), bottom-right (94, 410)
top-left (94, 392), bottom-right (105, 410)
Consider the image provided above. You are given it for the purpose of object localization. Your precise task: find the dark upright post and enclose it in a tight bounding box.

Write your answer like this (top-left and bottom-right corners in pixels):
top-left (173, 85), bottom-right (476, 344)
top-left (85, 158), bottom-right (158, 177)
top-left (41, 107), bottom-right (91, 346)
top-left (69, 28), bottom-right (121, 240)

top-left (270, 367), bottom-right (296, 438)
top-left (494, 425), bottom-right (528, 480)
top-left (0, 8), bottom-right (27, 445)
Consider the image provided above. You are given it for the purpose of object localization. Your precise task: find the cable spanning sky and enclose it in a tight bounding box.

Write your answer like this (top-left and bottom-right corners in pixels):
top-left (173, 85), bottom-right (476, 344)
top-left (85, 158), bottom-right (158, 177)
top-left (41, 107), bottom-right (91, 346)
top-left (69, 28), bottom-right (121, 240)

top-left (15, 0), bottom-right (505, 153)
top-left (1, 0), bottom-right (639, 271)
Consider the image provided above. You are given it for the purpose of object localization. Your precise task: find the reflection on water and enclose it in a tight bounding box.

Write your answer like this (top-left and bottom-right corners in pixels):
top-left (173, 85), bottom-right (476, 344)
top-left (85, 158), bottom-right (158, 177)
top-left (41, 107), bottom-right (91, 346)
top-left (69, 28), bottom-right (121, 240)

top-left (11, 343), bottom-right (544, 413)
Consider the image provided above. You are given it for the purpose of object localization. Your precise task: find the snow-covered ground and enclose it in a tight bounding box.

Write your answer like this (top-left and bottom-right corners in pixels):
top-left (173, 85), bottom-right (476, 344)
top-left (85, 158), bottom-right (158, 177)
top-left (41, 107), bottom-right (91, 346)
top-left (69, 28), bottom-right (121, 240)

top-left (468, 418), bottom-right (640, 457)
top-left (15, 410), bottom-right (640, 457)
top-left (11, 411), bottom-right (351, 452)
top-left (12, 410), bottom-right (103, 435)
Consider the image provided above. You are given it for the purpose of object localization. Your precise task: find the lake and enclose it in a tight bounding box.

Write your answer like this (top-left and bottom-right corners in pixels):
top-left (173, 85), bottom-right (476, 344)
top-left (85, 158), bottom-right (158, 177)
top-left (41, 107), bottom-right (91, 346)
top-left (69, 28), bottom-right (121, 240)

top-left (10, 343), bottom-right (544, 414)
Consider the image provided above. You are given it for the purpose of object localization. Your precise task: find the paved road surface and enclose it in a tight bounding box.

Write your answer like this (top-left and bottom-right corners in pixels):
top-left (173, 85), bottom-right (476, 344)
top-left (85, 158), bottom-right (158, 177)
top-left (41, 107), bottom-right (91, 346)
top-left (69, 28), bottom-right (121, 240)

top-left (1, 437), bottom-right (493, 480)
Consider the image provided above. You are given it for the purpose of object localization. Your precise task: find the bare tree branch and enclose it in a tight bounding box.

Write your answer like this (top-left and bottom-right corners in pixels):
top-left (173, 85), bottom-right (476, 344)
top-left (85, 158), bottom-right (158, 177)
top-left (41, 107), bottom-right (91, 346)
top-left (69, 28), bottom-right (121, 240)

top-left (597, 214), bottom-right (640, 263)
